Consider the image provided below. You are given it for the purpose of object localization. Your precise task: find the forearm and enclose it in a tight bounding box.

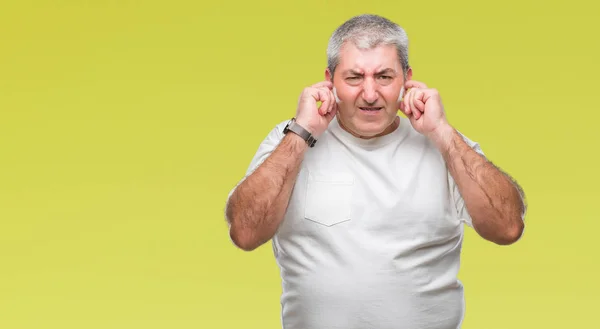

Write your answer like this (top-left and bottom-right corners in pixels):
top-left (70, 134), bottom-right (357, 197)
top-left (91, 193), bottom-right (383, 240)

top-left (432, 125), bottom-right (526, 245)
top-left (226, 133), bottom-right (308, 251)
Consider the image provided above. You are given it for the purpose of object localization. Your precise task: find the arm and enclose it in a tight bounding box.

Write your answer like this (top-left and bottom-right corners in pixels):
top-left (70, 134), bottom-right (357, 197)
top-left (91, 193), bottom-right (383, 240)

top-left (432, 125), bottom-right (526, 245)
top-left (226, 133), bottom-right (308, 251)
top-left (225, 80), bottom-right (337, 251)
top-left (399, 80), bottom-right (526, 245)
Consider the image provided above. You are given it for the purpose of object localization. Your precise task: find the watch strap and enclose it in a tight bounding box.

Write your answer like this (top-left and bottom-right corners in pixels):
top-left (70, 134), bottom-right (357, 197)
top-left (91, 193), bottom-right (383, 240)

top-left (284, 119), bottom-right (317, 147)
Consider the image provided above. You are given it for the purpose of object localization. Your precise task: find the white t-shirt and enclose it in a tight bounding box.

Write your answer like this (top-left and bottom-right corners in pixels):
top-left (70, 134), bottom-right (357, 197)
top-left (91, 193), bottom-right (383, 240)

top-left (232, 115), bottom-right (485, 329)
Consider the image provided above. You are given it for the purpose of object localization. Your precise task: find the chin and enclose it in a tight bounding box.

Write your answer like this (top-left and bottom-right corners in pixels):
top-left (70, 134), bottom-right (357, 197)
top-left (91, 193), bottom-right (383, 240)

top-left (351, 119), bottom-right (390, 138)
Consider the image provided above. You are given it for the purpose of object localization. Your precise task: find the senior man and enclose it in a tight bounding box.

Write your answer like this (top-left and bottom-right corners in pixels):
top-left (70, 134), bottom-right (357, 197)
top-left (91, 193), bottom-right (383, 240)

top-left (225, 14), bottom-right (526, 329)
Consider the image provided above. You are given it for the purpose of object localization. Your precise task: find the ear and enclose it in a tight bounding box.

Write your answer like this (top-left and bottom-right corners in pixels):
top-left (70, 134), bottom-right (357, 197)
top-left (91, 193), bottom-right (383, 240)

top-left (325, 68), bottom-right (333, 82)
top-left (405, 67), bottom-right (413, 81)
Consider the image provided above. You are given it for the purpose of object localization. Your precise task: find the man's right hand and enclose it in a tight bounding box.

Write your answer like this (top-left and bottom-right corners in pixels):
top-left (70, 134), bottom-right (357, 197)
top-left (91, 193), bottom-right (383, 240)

top-left (295, 81), bottom-right (338, 138)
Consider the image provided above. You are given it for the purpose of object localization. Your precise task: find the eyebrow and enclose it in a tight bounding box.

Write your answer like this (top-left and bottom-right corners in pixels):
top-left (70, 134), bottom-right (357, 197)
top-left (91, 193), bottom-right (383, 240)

top-left (376, 68), bottom-right (397, 75)
top-left (344, 68), bottom-right (397, 76)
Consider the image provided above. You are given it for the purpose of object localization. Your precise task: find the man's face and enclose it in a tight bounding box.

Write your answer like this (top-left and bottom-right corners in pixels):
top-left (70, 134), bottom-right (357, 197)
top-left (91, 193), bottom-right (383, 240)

top-left (326, 42), bottom-right (412, 139)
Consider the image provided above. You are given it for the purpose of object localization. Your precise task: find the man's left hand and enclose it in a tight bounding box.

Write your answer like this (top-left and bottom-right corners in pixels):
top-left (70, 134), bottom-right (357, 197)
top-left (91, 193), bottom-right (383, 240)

top-left (399, 80), bottom-right (452, 141)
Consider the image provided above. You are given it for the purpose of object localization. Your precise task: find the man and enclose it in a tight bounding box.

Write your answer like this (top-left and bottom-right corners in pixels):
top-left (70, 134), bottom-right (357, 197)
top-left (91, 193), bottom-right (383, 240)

top-left (224, 14), bottom-right (526, 329)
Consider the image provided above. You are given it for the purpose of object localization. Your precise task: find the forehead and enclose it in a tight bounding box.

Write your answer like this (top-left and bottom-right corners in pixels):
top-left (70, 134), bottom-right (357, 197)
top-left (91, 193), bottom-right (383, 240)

top-left (337, 42), bottom-right (400, 73)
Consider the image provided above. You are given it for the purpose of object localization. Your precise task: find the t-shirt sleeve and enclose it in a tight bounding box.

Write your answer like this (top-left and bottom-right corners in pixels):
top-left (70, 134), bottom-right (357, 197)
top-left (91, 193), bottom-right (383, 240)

top-left (448, 131), bottom-right (486, 227)
top-left (226, 121), bottom-right (287, 201)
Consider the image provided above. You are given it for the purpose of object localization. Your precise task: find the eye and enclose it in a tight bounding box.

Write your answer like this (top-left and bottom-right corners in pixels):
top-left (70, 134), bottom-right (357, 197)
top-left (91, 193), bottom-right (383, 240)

top-left (345, 76), bottom-right (362, 85)
top-left (378, 76), bottom-right (393, 80)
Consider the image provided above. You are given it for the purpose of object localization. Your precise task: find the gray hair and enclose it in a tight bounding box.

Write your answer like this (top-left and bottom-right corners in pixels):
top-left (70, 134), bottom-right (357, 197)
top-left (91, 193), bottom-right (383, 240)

top-left (327, 14), bottom-right (409, 79)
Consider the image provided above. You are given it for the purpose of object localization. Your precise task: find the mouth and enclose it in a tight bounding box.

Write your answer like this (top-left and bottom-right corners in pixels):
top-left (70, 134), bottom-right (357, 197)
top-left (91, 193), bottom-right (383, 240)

top-left (359, 107), bottom-right (383, 112)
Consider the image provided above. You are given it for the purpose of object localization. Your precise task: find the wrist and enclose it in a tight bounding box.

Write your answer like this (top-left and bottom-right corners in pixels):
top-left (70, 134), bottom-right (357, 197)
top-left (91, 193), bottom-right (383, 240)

top-left (294, 117), bottom-right (320, 137)
top-left (428, 122), bottom-right (456, 151)
top-left (284, 118), bottom-right (318, 148)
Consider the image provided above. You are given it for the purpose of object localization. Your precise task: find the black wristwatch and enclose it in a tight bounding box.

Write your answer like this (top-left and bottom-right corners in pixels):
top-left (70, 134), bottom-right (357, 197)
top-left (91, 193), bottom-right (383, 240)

top-left (283, 118), bottom-right (317, 147)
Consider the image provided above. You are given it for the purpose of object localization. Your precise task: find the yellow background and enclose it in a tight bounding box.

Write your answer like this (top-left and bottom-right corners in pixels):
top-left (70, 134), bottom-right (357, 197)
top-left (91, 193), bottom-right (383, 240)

top-left (1, 0), bottom-right (598, 328)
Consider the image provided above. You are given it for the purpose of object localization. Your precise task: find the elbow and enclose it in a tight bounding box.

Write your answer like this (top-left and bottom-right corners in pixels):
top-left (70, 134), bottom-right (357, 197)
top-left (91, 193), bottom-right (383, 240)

top-left (495, 218), bottom-right (525, 246)
top-left (225, 205), bottom-right (262, 251)
top-left (225, 203), bottom-right (259, 251)
top-left (228, 224), bottom-right (260, 252)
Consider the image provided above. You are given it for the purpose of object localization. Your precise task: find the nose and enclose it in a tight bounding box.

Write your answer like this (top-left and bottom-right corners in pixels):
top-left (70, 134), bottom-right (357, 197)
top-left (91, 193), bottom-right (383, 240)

top-left (361, 78), bottom-right (379, 105)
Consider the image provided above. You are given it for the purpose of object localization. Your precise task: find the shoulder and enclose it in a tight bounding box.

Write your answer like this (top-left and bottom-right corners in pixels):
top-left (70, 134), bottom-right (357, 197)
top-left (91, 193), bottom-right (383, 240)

top-left (272, 119), bottom-right (290, 137)
top-left (274, 119), bottom-right (289, 132)
top-left (257, 119), bottom-right (289, 144)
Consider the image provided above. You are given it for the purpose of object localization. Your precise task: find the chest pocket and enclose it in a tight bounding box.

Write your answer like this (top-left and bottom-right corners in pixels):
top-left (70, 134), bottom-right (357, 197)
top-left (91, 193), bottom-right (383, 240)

top-left (304, 170), bottom-right (354, 227)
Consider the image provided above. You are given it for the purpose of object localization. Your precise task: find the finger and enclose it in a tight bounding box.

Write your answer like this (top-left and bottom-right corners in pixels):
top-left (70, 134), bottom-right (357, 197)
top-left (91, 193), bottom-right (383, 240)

top-left (403, 89), bottom-right (412, 116)
top-left (413, 89), bottom-right (426, 113)
top-left (333, 86), bottom-right (341, 104)
top-left (318, 87), bottom-right (333, 113)
top-left (318, 87), bottom-right (333, 114)
top-left (398, 88), bottom-right (406, 114)
top-left (415, 98), bottom-right (425, 113)
top-left (398, 86), bottom-right (406, 103)
top-left (328, 89), bottom-right (336, 113)
top-left (400, 100), bottom-right (411, 117)
top-left (325, 102), bottom-right (338, 121)
top-left (314, 88), bottom-right (330, 116)
top-left (414, 89), bottom-right (424, 119)
top-left (410, 89), bottom-right (419, 120)
top-left (311, 81), bottom-right (333, 90)
top-left (404, 80), bottom-right (428, 90)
